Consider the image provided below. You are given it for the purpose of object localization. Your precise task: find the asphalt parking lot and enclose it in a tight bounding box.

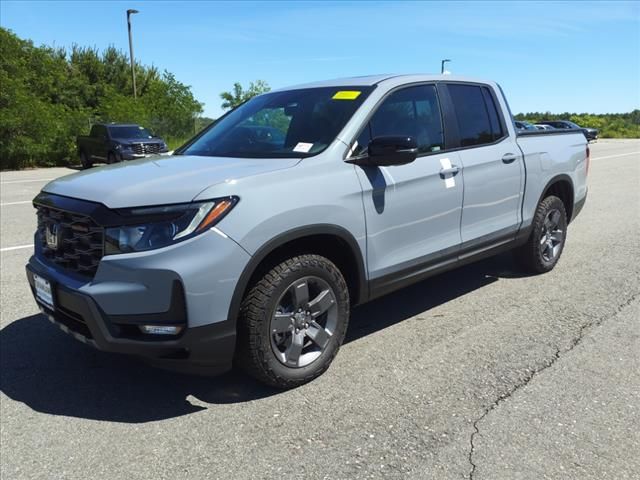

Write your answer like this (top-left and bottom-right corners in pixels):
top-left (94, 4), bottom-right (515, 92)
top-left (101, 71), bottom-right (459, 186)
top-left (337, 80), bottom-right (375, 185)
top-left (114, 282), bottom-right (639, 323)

top-left (1, 139), bottom-right (639, 480)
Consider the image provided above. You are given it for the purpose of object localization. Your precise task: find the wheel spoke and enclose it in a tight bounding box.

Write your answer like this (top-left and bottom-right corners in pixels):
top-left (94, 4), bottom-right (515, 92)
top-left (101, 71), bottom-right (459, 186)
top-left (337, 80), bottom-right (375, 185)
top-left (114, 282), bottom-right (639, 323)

top-left (306, 321), bottom-right (331, 349)
top-left (272, 312), bottom-right (292, 334)
top-left (550, 231), bottom-right (563, 243)
top-left (549, 210), bottom-right (561, 227)
top-left (308, 289), bottom-right (335, 318)
top-left (285, 331), bottom-right (305, 367)
top-left (540, 234), bottom-right (547, 245)
top-left (291, 280), bottom-right (310, 308)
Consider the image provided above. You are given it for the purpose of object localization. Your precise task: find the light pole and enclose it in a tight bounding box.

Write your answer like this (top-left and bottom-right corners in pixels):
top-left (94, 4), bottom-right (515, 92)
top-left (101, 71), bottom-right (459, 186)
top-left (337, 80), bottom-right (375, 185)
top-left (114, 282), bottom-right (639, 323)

top-left (441, 58), bottom-right (451, 74)
top-left (127, 9), bottom-right (139, 98)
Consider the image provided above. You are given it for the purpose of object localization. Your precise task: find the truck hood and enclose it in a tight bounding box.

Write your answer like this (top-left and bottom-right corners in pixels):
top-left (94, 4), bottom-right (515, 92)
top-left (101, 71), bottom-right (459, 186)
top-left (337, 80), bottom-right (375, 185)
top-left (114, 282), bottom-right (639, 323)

top-left (43, 155), bottom-right (301, 208)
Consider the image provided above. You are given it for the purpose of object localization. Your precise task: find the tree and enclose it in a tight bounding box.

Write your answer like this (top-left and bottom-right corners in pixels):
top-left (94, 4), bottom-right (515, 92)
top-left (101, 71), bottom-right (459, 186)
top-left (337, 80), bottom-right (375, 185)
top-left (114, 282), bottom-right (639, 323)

top-left (0, 27), bottom-right (204, 169)
top-left (219, 80), bottom-right (270, 110)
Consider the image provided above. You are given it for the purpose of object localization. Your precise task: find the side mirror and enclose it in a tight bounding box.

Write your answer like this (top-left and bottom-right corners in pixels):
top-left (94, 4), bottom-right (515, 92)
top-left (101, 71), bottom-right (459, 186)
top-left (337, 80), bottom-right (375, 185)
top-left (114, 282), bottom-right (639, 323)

top-left (346, 136), bottom-right (419, 167)
top-left (356, 136), bottom-right (418, 166)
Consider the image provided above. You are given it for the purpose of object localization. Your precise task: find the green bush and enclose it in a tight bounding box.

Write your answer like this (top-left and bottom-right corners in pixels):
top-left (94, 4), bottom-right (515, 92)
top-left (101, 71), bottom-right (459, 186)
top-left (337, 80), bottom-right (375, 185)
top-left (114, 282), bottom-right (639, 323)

top-left (0, 28), bottom-right (204, 170)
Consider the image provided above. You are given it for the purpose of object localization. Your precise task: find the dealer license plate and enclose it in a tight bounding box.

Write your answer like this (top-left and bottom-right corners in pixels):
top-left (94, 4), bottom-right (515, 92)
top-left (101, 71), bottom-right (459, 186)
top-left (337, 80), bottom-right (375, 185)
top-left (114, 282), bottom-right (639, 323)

top-left (34, 274), bottom-right (54, 310)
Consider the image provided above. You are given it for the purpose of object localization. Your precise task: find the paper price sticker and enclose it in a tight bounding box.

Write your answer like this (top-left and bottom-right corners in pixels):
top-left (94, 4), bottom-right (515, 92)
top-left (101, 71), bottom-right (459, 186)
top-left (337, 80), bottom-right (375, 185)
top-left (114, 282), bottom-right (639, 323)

top-left (293, 142), bottom-right (314, 153)
top-left (439, 158), bottom-right (456, 189)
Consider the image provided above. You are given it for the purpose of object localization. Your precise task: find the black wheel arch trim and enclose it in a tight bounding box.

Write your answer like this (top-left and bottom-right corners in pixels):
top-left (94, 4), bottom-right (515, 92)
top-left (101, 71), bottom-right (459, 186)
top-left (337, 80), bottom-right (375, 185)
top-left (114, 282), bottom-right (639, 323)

top-left (227, 224), bottom-right (368, 326)
top-left (538, 173), bottom-right (575, 221)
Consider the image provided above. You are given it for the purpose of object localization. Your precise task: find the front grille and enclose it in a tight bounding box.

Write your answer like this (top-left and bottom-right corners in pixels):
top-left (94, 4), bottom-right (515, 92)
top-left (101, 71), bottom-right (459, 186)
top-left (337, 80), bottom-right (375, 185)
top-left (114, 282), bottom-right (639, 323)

top-left (131, 143), bottom-right (162, 155)
top-left (36, 206), bottom-right (104, 277)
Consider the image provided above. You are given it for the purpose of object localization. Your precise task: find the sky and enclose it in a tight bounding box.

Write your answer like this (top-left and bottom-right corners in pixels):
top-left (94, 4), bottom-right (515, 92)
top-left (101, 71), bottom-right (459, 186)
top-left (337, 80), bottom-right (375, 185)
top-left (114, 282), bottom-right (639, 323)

top-left (1, 1), bottom-right (639, 118)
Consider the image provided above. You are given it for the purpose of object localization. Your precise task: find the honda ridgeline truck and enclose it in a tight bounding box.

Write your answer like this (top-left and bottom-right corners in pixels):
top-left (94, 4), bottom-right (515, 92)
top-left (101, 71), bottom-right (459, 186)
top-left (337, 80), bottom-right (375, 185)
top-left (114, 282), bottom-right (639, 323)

top-left (27, 75), bottom-right (588, 388)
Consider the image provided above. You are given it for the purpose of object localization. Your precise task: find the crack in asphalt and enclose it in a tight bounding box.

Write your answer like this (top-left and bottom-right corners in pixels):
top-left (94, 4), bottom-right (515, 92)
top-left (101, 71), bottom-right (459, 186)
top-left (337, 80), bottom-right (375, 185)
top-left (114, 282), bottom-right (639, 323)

top-left (466, 292), bottom-right (640, 480)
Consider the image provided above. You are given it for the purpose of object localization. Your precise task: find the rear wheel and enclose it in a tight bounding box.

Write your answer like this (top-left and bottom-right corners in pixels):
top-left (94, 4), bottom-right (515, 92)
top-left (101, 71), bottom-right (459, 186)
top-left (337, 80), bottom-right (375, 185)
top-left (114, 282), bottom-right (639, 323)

top-left (80, 151), bottom-right (91, 169)
top-left (236, 254), bottom-right (350, 388)
top-left (516, 195), bottom-right (568, 274)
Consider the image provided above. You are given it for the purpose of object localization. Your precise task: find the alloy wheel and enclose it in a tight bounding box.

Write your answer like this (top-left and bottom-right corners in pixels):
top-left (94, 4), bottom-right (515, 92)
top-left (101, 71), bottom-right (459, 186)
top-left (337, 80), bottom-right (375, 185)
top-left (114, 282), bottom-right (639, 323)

top-left (270, 276), bottom-right (338, 368)
top-left (540, 209), bottom-right (564, 262)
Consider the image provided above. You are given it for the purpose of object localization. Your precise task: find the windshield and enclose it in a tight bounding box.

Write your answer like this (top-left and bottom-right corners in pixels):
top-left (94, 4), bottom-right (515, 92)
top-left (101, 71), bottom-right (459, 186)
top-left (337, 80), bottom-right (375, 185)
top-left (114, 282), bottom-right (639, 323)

top-left (179, 86), bottom-right (374, 158)
top-left (110, 126), bottom-right (154, 139)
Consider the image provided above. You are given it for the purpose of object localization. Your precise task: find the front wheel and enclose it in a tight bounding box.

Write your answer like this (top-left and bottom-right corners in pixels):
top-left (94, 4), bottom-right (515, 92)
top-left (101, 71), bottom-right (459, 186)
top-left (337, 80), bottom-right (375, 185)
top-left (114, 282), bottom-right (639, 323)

top-left (516, 195), bottom-right (568, 274)
top-left (236, 254), bottom-right (350, 388)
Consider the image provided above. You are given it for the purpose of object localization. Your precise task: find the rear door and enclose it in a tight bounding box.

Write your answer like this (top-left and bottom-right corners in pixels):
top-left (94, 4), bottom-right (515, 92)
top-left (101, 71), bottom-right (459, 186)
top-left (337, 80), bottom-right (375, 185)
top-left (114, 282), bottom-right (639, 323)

top-left (348, 84), bottom-right (464, 294)
top-left (444, 83), bottom-right (523, 248)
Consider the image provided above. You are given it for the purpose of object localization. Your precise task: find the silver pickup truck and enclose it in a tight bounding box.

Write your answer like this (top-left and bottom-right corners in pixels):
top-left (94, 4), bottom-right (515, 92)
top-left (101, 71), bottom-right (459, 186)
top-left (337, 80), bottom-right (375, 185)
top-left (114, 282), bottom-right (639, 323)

top-left (26, 74), bottom-right (588, 388)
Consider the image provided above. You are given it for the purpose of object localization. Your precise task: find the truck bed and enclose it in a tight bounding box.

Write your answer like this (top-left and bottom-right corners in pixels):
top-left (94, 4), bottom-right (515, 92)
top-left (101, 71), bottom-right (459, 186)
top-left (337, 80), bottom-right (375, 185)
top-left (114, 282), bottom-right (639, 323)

top-left (516, 130), bottom-right (588, 229)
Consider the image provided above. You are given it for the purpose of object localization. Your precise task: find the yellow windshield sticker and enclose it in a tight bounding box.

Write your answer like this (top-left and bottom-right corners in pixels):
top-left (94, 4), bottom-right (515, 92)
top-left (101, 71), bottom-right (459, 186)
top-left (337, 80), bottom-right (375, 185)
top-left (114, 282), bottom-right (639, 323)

top-left (332, 90), bottom-right (361, 100)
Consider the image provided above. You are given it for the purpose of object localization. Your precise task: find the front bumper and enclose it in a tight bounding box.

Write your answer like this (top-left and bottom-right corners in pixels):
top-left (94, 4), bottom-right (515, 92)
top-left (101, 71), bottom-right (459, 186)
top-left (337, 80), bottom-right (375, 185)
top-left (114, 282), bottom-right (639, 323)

top-left (26, 261), bottom-right (236, 375)
top-left (25, 222), bottom-right (252, 375)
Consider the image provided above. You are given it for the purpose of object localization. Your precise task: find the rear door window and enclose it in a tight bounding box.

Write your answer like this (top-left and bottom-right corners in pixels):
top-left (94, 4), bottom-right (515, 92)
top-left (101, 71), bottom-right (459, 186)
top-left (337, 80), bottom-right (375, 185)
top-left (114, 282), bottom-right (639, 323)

top-left (448, 84), bottom-right (500, 147)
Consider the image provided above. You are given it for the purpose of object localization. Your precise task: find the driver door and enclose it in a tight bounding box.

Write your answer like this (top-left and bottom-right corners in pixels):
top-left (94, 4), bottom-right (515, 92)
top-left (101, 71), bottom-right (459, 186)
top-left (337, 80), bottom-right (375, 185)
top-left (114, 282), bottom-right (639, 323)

top-left (349, 84), bottom-right (464, 295)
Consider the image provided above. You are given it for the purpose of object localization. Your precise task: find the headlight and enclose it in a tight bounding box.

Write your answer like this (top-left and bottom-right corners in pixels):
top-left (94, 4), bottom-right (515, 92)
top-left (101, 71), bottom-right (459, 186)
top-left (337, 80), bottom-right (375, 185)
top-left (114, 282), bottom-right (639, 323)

top-left (104, 197), bottom-right (238, 255)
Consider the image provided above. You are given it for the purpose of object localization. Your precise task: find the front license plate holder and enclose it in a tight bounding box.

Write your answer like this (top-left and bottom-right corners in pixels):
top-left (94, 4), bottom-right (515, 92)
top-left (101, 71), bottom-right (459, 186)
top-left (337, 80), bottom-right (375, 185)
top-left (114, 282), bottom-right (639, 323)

top-left (34, 273), bottom-right (55, 311)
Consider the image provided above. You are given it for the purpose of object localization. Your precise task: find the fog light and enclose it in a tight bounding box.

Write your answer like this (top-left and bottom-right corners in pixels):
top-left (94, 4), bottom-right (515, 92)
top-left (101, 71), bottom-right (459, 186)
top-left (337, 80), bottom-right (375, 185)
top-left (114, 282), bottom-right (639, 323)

top-left (139, 325), bottom-right (183, 335)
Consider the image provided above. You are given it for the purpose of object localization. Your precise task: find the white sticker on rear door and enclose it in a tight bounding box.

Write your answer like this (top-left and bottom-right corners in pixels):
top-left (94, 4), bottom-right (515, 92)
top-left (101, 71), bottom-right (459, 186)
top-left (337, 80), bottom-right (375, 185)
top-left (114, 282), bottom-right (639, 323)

top-left (439, 157), bottom-right (456, 189)
top-left (293, 142), bottom-right (313, 153)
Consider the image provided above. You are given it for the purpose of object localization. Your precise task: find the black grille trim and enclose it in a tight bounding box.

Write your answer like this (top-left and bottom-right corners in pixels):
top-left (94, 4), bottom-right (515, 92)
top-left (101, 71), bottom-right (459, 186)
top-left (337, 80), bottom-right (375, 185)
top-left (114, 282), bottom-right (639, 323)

top-left (36, 205), bottom-right (104, 277)
top-left (131, 143), bottom-right (162, 155)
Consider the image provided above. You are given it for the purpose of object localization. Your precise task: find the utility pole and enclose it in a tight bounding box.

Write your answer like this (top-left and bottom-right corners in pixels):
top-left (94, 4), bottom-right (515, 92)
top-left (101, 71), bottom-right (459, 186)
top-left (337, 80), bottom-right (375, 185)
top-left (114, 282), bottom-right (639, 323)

top-left (127, 9), bottom-right (139, 98)
top-left (441, 58), bottom-right (451, 74)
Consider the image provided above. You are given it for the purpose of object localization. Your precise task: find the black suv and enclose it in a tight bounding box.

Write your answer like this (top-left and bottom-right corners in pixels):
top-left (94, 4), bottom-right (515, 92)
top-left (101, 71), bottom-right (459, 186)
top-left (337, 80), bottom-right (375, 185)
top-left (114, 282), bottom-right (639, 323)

top-left (77, 124), bottom-right (169, 168)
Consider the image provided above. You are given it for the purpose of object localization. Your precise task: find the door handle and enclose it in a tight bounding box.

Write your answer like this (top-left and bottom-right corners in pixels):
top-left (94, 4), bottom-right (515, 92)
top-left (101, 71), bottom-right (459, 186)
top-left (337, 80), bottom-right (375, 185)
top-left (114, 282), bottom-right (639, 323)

top-left (439, 165), bottom-right (460, 176)
top-left (502, 153), bottom-right (518, 164)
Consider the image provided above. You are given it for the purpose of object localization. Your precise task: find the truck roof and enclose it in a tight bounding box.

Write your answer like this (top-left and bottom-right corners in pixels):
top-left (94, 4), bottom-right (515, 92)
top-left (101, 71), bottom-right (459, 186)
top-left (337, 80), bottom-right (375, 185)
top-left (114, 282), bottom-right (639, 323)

top-left (274, 74), bottom-right (497, 91)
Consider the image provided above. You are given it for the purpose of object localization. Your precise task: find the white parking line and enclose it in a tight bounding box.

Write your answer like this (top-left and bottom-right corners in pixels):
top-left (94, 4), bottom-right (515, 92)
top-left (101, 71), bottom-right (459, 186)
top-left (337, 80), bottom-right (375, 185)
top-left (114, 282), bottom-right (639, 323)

top-left (0, 201), bottom-right (32, 206)
top-left (0, 244), bottom-right (33, 253)
top-left (0, 178), bottom-right (55, 184)
top-left (592, 151), bottom-right (638, 161)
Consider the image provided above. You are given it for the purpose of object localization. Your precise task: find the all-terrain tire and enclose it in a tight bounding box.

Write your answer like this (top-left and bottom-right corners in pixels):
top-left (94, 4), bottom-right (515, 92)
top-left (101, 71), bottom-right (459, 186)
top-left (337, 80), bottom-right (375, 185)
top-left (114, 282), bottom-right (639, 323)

top-left (236, 254), bottom-right (350, 389)
top-left (516, 195), bottom-right (568, 274)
